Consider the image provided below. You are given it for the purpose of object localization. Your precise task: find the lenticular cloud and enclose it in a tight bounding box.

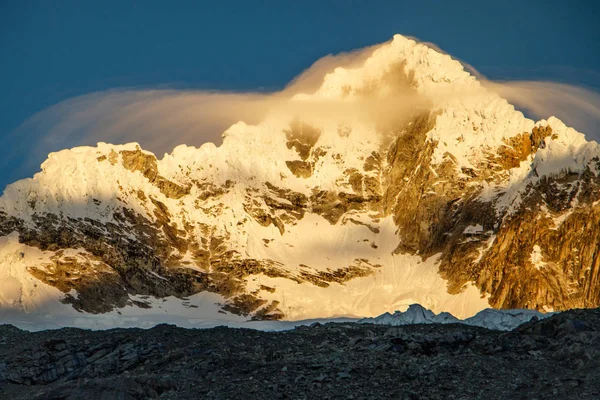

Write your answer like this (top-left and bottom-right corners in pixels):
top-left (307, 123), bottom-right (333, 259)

top-left (3, 35), bottom-right (599, 189)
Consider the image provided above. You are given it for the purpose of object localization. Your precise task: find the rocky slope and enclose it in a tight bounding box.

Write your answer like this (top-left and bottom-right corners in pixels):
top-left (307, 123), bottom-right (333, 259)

top-left (1, 308), bottom-right (599, 399)
top-left (0, 34), bottom-right (599, 322)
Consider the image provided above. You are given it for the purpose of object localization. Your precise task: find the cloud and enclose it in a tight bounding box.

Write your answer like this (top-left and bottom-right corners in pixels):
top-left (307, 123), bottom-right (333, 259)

top-left (2, 90), bottom-right (272, 186)
top-left (3, 35), bottom-right (599, 190)
top-left (4, 37), bottom-right (421, 184)
top-left (282, 41), bottom-right (382, 95)
top-left (480, 80), bottom-right (600, 140)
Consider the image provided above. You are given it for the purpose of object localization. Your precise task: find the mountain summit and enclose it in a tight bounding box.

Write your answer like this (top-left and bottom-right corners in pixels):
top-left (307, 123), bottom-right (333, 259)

top-left (1, 35), bottom-right (599, 323)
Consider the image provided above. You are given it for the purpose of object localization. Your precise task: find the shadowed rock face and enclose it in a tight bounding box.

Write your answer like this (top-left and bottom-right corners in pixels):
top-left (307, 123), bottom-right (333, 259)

top-left (0, 206), bottom-right (289, 317)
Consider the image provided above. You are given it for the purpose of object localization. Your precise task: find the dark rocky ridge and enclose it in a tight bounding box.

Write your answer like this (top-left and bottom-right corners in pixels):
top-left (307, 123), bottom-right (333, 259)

top-left (0, 308), bottom-right (599, 399)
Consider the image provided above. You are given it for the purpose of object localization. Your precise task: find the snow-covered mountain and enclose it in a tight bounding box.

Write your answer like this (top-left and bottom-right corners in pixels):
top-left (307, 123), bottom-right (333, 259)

top-left (1, 35), bottom-right (599, 325)
top-left (359, 303), bottom-right (551, 331)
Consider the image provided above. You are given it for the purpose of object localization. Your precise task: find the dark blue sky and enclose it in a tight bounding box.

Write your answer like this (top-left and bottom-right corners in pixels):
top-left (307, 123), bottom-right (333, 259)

top-left (1, 0), bottom-right (599, 189)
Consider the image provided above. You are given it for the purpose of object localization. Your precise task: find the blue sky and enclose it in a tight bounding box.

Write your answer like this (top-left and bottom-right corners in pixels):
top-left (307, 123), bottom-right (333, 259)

top-left (1, 0), bottom-right (599, 189)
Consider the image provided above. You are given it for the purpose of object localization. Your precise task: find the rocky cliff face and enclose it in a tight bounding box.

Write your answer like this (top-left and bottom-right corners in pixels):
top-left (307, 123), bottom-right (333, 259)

top-left (0, 34), bottom-right (598, 321)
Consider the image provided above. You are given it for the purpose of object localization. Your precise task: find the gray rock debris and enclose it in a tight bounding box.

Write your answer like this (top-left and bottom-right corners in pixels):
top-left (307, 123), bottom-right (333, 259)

top-left (0, 307), bottom-right (599, 399)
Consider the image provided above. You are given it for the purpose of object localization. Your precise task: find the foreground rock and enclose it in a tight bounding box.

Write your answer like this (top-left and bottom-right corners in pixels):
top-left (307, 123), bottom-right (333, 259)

top-left (0, 308), bottom-right (599, 399)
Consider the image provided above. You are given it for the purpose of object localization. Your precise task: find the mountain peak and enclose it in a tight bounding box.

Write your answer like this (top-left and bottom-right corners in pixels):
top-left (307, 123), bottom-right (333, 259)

top-left (1, 35), bottom-right (599, 325)
top-left (315, 34), bottom-right (475, 100)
